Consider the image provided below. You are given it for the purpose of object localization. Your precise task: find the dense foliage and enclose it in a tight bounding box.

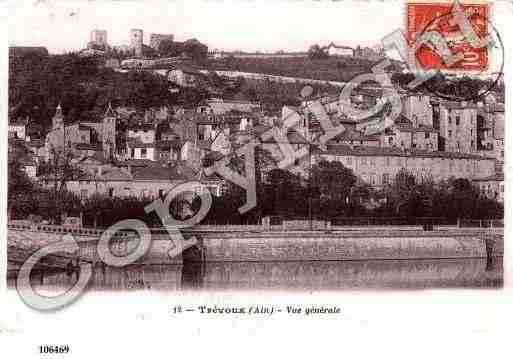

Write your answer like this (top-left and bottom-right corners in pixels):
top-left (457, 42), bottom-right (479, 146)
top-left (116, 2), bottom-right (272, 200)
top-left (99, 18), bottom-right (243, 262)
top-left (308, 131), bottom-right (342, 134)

top-left (9, 53), bottom-right (175, 132)
top-left (157, 39), bottom-right (208, 60)
top-left (391, 72), bottom-right (504, 101)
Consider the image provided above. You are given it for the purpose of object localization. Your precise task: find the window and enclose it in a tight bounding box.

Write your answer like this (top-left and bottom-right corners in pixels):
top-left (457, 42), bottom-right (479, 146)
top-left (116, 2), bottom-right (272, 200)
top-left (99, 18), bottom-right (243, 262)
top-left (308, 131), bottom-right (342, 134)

top-left (448, 117), bottom-right (452, 125)
top-left (385, 157), bottom-right (390, 166)
top-left (412, 143), bottom-right (417, 148)
top-left (131, 148), bottom-right (135, 158)
top-left (159, 189), bottom-right (164, 199)
top-left (370, 157), bottom-right (375, 165)
top-left (448, 130), bottom-right (452, 137)
top-left (382, 173), bottom-right (390, 185)
top-left (80, 189), bottom-right (88, 199)
top-left (396, 158), bottom-right (402, 166)
top-left (108, 188), bottom-right (114, 197)
top-left (370, 174), bottom-right (377, 185)
top-left (347, 157), bottom-right (352, 165)
top-left (361, 157), bottom-right (367, 165)
top-left (81, 135), bottom-right (87, 142)
top-left (425, 132), bottom-right (430, 139)
top-left (141, 148), bottom-right (147, 158)
top-left (455, 116), bottom-right (460, 125)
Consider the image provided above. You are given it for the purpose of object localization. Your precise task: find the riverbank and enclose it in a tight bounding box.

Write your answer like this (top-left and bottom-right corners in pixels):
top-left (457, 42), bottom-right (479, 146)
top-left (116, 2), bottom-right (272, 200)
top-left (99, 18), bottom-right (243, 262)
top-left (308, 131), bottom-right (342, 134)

top-left (7, 225), bottom-right (502, 275)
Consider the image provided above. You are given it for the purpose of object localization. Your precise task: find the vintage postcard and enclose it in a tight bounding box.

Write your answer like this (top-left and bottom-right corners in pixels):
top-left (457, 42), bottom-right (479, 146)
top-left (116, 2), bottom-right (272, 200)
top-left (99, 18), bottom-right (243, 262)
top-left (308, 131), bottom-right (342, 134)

top-left (1, 0), bottom-right (511, 357)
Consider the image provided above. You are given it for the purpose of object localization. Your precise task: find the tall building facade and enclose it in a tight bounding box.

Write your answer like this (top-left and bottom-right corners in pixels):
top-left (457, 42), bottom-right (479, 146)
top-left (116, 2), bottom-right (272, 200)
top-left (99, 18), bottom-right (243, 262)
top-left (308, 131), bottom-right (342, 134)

top-left (402, 94), bottom-right (433, 128)
top-left (149, 33), bottom-right (174, 51)
top-left (130, 29), bottom-right (144, 57)
top-left (438, 102), bottom-right (478, 153)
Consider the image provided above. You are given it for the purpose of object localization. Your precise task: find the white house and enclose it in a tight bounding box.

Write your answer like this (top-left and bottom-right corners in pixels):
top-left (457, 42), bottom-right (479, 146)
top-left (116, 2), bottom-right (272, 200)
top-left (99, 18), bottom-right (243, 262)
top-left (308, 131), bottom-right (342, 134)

top-left (8, 118), bottom-right (28, 140)
top-left (325, 43), bottom-right (354, 57)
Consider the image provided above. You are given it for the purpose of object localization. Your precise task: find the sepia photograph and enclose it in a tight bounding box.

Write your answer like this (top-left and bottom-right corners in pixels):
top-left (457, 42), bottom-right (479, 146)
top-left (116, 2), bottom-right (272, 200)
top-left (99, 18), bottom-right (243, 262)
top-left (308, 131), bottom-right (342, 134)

top-left (1, 0), bottom-right (511, 357)
top-left (6, 0), bottom-right (505, 298)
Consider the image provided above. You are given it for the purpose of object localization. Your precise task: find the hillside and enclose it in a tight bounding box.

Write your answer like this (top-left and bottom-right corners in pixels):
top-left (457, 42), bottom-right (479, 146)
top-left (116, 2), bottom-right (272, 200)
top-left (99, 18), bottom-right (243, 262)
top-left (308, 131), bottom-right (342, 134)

top-left (8, 53), bottom-right (202, 132)
top-left (201, 56), bottom-right (403, 82)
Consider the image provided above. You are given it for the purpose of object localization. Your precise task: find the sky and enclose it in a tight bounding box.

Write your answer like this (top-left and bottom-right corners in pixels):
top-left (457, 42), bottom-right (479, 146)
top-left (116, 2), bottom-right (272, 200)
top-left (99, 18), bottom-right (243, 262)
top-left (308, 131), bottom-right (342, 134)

top-left (4, 0), bottom-right (512, 71)
top-left (6, 0), bottom-right (407, 54)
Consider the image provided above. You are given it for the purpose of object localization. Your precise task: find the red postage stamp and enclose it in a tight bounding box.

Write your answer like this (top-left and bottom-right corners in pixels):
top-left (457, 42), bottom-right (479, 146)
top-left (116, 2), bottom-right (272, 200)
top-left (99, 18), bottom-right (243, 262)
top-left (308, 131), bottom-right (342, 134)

top-left (407, 1), bottom-right (490, 71)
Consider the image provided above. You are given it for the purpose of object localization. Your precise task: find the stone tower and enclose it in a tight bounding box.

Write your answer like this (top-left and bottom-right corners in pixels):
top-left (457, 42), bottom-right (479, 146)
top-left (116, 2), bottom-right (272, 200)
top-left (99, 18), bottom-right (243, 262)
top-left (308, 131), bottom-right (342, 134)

top-left (130, 29), bottom-right (143, 57)
top-left (90, 29), bottom-right (108, 47)
top-left (102, 102), bottom-right (117, 160)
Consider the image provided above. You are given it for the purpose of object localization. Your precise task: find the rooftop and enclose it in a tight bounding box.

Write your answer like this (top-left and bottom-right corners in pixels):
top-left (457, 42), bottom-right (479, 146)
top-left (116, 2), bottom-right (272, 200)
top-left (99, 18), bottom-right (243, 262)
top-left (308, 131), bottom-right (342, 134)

top-left (318, 144), bottom-right (495, 160)
top-left (126, 139), bottom-right (156, 149)
top-left (74, 143), bottom-right (103, 151)
top-left (472, 173), bottom-right (504, 182)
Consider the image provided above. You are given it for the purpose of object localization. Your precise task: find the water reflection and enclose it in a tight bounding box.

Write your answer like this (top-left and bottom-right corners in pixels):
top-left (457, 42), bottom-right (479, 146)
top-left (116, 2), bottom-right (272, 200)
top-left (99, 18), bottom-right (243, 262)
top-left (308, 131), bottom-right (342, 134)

top-left (8, 257), bottom-right (502, 292)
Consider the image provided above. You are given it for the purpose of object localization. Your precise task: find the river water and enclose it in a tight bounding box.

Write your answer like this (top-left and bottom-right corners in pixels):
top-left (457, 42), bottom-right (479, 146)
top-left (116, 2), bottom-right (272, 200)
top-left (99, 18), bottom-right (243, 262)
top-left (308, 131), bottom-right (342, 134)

top-left (8, 257), bottom-right (502, 292)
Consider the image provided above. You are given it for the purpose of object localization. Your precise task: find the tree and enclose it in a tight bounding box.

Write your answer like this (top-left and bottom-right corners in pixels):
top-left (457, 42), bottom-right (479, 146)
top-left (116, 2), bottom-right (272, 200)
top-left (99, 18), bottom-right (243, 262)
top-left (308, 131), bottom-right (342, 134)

top-left (37, 145), bottom-right (86, 223)
top-left (310, 160), bottom-right (357, 218)
top-left (183, 39), bottom-right (208, 60)
top-left (8, 157), bottom-right (35, 219)
top-left (311, 160), bottom-right (356, 202)
top-left (264, 168), bottom-right (305, 218)
top-left (387, 169), bottom-right (417, 216)
top-left (449, 178), bottom-right (480, 219)
top-left (158, 40), bottom-right (183, 57)
top-left (307, 44), bottom-right (328, 60)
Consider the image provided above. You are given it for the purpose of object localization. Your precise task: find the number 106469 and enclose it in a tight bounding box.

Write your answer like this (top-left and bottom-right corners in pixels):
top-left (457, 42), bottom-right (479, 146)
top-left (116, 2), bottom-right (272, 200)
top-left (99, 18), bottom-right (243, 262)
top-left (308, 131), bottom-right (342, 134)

top-left (39, 345), bottom-right (70, 354)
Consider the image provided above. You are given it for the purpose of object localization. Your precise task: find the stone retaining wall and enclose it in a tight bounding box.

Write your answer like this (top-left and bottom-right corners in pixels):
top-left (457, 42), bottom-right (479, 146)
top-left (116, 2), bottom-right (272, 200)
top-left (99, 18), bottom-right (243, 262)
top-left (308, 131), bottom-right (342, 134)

top-left (8, 227), bottom-right (490, 265)
top-left (201, 235), bottom-right (487, 262)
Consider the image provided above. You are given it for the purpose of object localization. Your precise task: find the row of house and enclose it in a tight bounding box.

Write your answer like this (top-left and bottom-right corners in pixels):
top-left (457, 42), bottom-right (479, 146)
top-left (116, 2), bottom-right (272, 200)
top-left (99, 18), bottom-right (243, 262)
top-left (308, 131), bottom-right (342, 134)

top-left (278, 91), bottom-right (504, 201)
top-left (10, 77), bottom-right (504, 204)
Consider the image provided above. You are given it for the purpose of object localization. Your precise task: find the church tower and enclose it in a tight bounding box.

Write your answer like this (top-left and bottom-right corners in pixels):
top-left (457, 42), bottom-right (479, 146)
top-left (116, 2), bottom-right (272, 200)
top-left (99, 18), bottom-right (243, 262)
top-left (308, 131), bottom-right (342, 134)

top-left (52, 103), bottom-right (64, 130)
top-left (102, 102), bottom-right (117, 160)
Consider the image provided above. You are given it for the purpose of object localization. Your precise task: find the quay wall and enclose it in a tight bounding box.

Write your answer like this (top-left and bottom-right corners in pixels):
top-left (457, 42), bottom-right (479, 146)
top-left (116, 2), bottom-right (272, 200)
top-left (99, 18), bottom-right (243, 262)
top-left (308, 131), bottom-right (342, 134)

top-left (199, 234), bottom-right (487, 262)
top-left (8, 226), bottom-right (493, 266)
top-left (7, 227), bottom-right (182, 268)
